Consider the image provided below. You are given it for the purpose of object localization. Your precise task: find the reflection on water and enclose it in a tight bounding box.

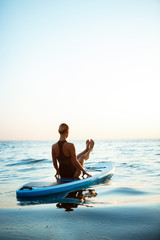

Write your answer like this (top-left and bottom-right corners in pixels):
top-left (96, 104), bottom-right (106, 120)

top-left (56, 189), bottom-right (97, 211)
top-left (17, 188), bottom-right (97, 211)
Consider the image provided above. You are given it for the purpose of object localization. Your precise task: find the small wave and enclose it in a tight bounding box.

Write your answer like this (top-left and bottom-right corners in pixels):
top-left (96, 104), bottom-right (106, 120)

top-left (119, 163), bottom-right (140, 169)
top-left (6, 158), bottom-right (49, 167)
top-left (27, 158), bottom-right (48, 164)
top-left (129, 164), bottom-right (140, 168)
top-left (18, 167), bottom-right (37, 172)
top-left (107, 187), bottom-right (147, 196)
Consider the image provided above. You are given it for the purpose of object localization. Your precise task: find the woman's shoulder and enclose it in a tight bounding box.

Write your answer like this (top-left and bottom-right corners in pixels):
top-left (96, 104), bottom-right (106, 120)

top-left (65, 141), bottom-right (75, 149)
top-left (52, 142), bottom-right (58, 149)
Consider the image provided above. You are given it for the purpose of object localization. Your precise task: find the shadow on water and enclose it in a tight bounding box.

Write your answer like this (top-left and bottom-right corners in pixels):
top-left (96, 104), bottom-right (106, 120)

top-left (17, 188), bottom-right (97, 211)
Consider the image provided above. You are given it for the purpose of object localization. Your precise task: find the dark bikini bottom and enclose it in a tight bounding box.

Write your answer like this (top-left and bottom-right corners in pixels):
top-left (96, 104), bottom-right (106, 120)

top-left (59, 163), bottom-right (77, 178)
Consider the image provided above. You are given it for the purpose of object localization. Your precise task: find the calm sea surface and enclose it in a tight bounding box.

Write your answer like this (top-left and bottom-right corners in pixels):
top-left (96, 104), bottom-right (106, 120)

top-left (0, 139), bottom-right (160, 207)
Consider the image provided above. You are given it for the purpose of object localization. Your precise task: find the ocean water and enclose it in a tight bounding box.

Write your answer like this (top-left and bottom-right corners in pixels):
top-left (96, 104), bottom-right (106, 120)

top-left (0, 139), bottom-right (160, 239)
top-left (0, 139), bottom-right (160, 207)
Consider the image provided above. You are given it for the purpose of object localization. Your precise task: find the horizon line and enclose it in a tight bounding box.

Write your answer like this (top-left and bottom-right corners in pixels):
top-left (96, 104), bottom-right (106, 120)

top-left (0, 137), bottom-right (160, 142)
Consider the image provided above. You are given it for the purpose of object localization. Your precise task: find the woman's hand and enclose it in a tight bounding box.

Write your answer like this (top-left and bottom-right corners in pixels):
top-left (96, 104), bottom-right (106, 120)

top-left (82, 171), bottom-right (92, 178)
top-left (55, 170), bottom-right (60, 179)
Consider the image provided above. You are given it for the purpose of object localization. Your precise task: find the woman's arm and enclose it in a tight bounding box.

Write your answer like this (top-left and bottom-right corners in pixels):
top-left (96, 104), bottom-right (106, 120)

top-left (51, 146), bottom-right (59, 177)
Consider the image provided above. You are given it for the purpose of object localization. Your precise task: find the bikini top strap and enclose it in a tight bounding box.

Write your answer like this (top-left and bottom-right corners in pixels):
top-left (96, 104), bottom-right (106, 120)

top-left (58, 141), bottom-right (66, 159)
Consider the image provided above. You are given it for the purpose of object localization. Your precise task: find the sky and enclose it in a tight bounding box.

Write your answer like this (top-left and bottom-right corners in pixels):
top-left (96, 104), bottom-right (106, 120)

top-left (0, 0), bottom-right (160, 140)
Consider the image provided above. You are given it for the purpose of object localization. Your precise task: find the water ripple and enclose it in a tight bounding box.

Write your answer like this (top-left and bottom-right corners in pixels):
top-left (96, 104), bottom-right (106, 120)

top-left (6, 158), bottom-right (49, 167)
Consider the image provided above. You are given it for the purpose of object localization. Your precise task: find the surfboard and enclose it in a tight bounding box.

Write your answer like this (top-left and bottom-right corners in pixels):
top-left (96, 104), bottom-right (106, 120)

top-left (16, 163), bottom-right (114, 197)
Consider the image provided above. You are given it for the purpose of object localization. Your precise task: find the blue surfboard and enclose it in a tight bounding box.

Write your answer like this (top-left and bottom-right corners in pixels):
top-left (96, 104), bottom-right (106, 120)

top-left (16, 163), bottom-right (114, 197)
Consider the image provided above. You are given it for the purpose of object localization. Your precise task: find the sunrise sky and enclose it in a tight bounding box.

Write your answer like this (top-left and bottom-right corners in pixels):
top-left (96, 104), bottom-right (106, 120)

top-left (0, 0), bottom-right (160, 140)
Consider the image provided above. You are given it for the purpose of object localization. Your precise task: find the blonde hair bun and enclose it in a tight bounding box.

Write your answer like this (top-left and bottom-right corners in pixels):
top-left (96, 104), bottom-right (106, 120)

top-left (58, 123), bottom-right (69, 134)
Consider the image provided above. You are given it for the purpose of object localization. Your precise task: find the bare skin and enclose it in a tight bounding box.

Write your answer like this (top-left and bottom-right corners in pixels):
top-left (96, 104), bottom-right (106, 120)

top-left (52, 129), bottom-right (94, 179)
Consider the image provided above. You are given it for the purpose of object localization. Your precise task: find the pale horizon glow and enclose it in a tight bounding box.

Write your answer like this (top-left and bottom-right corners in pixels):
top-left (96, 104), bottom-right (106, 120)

top-left (0, 0), bottom-right (160, 140)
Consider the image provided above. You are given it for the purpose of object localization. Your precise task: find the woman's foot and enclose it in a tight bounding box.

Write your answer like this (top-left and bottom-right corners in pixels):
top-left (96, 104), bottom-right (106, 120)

top-left (86, 139), bottom-right (90, 151)
top-left (89, 139), bottom-right (95, 152)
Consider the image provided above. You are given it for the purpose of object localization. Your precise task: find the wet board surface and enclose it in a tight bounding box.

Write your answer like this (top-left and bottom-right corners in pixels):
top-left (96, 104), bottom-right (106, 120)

top-left (16, 163), bottom-right (114, 197)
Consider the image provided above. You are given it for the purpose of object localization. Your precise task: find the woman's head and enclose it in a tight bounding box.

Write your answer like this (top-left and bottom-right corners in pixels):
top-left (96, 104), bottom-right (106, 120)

top-left (58, 123), bottom-right (69, 135)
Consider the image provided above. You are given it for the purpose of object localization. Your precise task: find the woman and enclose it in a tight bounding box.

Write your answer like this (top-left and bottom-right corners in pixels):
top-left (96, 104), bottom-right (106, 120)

top-left (52, 123), bottom-right (94, 179)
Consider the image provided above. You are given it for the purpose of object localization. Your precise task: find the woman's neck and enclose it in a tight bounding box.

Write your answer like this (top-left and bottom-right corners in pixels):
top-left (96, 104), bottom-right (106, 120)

top-left (59, 135), bottom-right (67, 141)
